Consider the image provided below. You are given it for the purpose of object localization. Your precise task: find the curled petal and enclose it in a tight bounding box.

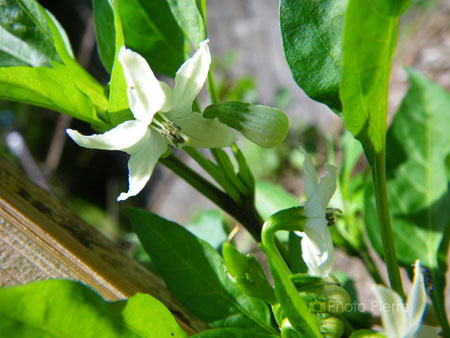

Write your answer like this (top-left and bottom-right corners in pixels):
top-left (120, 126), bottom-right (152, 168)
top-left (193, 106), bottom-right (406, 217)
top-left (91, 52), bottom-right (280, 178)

top-left (174, 112), bottom-right (236, 148)
top-left (117, 131), bottom-right (168, 201)
top-left (66, 120), bottom-right (148, 151)
top-left (171, 39), bottom-right (211, 119)
top-left (119, 47), bottom-right (165, 124)
top-left (405, 261), bottom-right (427, 337)
top-left (302, 151), bottom-right (319, 200)
top-left (317, 163), bottom-right (337, 208)
top-left (372, 285), bottom-right (407, 338)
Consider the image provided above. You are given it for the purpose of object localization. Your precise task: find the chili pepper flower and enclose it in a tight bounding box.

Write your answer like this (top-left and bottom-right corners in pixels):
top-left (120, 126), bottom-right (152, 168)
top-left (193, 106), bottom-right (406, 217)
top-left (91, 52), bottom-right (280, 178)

top-left (372, 260), bottom-right (438, 338)
top-left (296, 152), bottom-right (337, 277)
top-left (67, 40), bottom-right (236, 201)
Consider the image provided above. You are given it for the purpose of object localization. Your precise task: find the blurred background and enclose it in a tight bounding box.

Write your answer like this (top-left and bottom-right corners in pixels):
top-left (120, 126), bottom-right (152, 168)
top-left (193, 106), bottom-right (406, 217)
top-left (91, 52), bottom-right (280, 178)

top-left (1, 0), bottom-right (449, 312)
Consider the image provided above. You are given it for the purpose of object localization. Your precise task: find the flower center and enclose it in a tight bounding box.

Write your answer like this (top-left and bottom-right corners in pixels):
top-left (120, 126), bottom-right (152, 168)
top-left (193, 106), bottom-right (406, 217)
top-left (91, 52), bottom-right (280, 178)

top-left (151, 113), bottom-right (190, 147)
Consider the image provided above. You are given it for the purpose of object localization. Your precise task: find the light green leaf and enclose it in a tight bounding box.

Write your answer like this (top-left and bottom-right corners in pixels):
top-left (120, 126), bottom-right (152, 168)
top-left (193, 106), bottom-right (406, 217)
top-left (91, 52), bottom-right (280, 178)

top-left (364, 69), bottom-right (450, 333)
top-left (340, 0), bottom-right (411, 160)
top-left (118, 0), bottom-right (185, 77)
top-left (255, 181), bottom-right (298, 221)
top-left (0, 279), bottom-right (188, 337)
top-left (0, 66), bottom-right (106, 128)
top-left (166, 0), bottom-right (205, 48)
top-left (185, 209), bottom-right (228, 250)
top-left (192, 328), bottom-right (278, 338)
top-left (0, 0), bottom-right (60, 67)
top-left (128, 208), bottom-right (277, 334)
top-left (280, 0), bottom-right (348, 113)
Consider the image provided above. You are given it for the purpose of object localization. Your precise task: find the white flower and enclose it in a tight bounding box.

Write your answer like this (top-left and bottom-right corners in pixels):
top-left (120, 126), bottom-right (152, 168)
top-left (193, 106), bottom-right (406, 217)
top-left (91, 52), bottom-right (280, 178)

top-left (372, 260), bottom-right (437, 338)
top-left (295, 152), bottom-right (337, 277)
top-left (67, 40), bottom-right (236, 201)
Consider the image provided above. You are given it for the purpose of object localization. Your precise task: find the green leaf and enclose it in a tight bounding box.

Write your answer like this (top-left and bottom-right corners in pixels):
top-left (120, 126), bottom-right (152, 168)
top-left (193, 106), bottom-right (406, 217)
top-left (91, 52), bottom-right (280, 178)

top-left (192, 328), bottom-right (278, 338)
top-left (93, 0), bottom-right (116, 73)
top-left (0, 0), bottom-right (60, 67)
top-left (185, 209), bottom-right (228, 250)
top-left (0, 66), bottom-right (107, 128)
top-left (0, 279), bottom-right (188, 337)
top-left (340, 0), bottom-right (411, 159)
top-left (118, 0), bottom-right (186, 77)
top-left (128, 208), bottom-right (276, 334)
top-left (0, 0), bottom-right (109, 124)
top-left (166, 0), bottom-right (205, 48)
top-left (255, 181), bottom-right (298, 221)
top-left (280, 0), bottom-right (348, 112)
top-left (364, 69), bottom-right (450, 333)
top-left (93, 0), bottom-right (130, 126)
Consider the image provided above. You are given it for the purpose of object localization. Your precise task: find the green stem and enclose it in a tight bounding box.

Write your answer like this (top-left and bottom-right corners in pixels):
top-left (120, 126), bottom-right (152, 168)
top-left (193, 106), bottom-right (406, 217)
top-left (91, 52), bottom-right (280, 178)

top-left (183, 147), bottom-right (242, 203)
top-left (160, 153), bottom-right (263, 241)
top-left (372, 151), bottom-right (404, 298)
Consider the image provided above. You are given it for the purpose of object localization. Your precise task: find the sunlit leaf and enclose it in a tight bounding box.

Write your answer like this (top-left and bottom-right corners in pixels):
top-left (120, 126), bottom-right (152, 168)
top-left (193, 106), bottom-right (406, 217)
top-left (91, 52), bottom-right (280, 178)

top-left (280, 0), bottom-right (348, 113)
top-left (128, 208), bottom-right (276, 334)
top-left (0, 279), bottom-right (188, 337)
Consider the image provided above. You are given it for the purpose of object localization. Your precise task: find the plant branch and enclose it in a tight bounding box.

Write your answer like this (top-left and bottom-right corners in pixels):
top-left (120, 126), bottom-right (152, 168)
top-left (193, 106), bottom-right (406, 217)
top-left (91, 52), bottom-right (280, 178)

top-left (372, 150), bottom-right (404, 298)
top-left (160, 153), bottom-right (263, 241)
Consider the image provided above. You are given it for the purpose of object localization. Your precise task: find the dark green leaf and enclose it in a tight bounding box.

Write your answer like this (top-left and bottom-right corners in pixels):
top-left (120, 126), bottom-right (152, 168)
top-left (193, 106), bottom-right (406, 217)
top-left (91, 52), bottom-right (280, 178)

top-left (93, 0), bottom-right (116, 73)
top-left (340, 0), bottom-right (411, 160)
top-left (192, 328), bottom-right (278, 338)
top-left (0, 0), bottom-right (60, 67)
top-left (118, 0), bottom-right (185, 77)
top-left (364, 69), bottom-right (450, 332)
top-left (280, 0), bottom-right (348, 112)
top-left (0, 66), bottom-right (107, 128)
top-left (166, 0), bottom-right (205, 48)
top-left (0, 279), bottom-right (188, 337)
top-left (128, 208), bottom-right (276, 334)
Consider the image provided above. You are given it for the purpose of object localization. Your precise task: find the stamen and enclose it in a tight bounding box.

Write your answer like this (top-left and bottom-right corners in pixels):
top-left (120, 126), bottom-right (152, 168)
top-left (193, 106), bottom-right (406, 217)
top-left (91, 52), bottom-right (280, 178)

top-left (150, 118), bottom-right (190, 147)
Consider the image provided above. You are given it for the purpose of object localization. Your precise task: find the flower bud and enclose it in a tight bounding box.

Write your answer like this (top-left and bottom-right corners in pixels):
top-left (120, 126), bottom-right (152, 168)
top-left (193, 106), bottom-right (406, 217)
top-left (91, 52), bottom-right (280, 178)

top-left (222, 241), bottom-right (250, 278)
top-left (313, 313), bottom-right (344, 338)
top-left (204, 101), bottom-right (288, 148)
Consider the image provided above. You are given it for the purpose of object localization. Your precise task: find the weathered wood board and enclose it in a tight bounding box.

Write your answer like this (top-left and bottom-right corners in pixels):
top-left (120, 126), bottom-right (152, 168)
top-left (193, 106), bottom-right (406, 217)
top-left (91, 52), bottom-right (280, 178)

top-left (0, 156), bottom-right (206, 335)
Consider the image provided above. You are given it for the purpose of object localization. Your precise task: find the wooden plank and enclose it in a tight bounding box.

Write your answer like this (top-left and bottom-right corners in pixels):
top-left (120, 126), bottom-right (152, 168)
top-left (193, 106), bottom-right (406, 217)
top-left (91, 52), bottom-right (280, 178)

top-left (0, 156), bottom-right (207, 335)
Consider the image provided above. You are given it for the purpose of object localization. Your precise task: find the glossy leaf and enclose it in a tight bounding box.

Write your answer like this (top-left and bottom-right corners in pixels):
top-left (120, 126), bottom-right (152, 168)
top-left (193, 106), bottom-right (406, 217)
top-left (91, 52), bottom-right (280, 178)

top-left (166, 0), bottom-right (205, 48)
top-left (128, 208), bottom-right (276, 334)
top-left (280, 0), bottom-right (348, 112)
top-left (0, 279), bottom-right (188, 337)
top-left (364, 69), bottom-right (450, 332)
top-left (0, 66), bottom-right (106, 128)
top-left (192, 328), bottom-right (278, 338)
top-left (340, 0), bottom-right (411, 159)
top-left (118, 0), bottom-right (185, 77)
top-left (0, 0), bottom-right (60, 67)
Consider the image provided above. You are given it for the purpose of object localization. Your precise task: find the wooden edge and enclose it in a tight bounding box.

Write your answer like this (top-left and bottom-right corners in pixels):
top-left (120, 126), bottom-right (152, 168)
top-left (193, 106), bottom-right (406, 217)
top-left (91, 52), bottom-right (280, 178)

top-left (0, 156), bottom-right (208, 335)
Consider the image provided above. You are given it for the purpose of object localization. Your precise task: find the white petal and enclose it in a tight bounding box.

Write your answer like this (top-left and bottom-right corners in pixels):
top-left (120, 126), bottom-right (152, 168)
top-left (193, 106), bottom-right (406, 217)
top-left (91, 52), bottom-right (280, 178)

top-left (119, 47), bottom-right (165, 123)
top-left (317, 163), bottom-right (337, 208)
top-left (405, 260), bottom-right (427, 337)
top-left (372, 285), bottom-right (407, 338)
top-left (302, 151), bottom-right (319, 200)
top-left (299, 224), bottom-right (333, 277)
top-left (117, 130), bottom-right (168, 201)
top-left (171, 39), bottom-right (211, 119)
top-left (173, 112), bottom-right (236, 148)
top-left (66, 120), bottom-right (148, 151)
